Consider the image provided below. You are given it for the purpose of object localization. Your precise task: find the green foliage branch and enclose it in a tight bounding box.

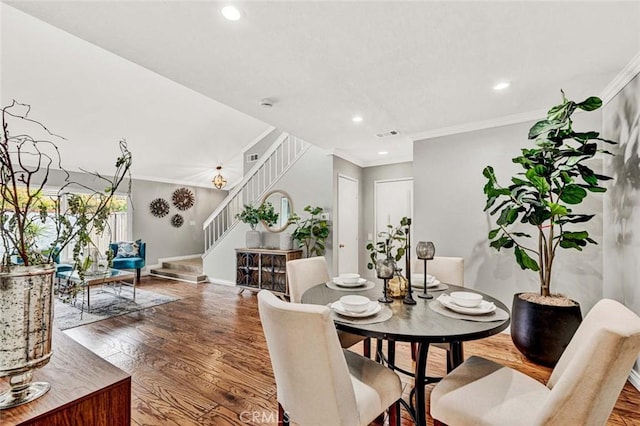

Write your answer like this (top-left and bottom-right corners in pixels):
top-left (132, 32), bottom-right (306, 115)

top-left (366, 216), bottom-right (410, 270)
top-left (288, 205), bottom-right (330, 258)
top-left (0, 100), bottom-right (133, 282)
top-left (482, 92), bottom-right (615, 297)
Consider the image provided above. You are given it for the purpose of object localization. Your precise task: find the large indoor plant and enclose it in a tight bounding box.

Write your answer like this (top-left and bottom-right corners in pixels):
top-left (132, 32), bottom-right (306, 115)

top-left (482, 91), bottom-right (615, 365)
top-left (288, 205), bottom-right (330, 258)
top-left (0, 101), bottom-right (132, 408)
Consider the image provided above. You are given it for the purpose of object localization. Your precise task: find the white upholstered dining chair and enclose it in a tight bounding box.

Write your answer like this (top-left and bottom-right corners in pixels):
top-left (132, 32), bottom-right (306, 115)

top-left (287, 256), bottom-right (371, 354)
top-left (430, 298), bottom-right (640, 426)
top-left (258, 290), bottom-right (402, 426)
top-left (413, 256), bottom-right (465, 371)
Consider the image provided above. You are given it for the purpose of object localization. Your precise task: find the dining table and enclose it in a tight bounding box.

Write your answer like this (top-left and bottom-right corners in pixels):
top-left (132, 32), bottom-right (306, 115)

top-left (301, 280), bottom-right (510, 426)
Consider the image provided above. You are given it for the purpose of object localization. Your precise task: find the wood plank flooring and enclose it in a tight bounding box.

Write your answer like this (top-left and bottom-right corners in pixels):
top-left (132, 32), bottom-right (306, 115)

top-left (62, 277), bottom-right (640, 425)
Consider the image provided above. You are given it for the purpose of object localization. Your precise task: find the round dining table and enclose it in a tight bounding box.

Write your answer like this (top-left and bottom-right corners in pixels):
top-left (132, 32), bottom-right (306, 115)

top-left (302, 281), bottom-right (510, 426)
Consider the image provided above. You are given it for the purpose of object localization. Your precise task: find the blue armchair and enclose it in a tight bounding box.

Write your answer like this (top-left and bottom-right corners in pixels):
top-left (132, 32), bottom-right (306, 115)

top-left (109, 240), bottom-right (146, 282)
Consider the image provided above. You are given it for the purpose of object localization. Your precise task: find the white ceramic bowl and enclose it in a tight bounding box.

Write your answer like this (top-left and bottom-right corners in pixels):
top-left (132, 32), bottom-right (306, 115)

top-left (339, 273), bottom-right (361, 284)
top-left (450, 291), bottom-right (483, 308)
top-left (340, 295), bottom-right (370, 313)
top-left (412, 273), bottom-right (435, 284)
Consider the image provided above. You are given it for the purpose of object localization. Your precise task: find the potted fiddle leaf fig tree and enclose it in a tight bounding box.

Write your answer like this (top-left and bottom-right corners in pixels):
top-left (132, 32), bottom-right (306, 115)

top-left (289, 205), bottom-right (330, 258)
top-left (482, 91), bottom-right (615, 366)
top-left (0, 100), bottom-right (133, 407)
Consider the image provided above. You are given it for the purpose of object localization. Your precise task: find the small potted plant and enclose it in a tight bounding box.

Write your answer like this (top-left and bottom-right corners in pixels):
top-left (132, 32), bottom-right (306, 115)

top-left (366, 217), bottom-right (410, 297)
top-left (236, 202), bottom-right (279, 248)
top-left (482, 91), bottom-right (615, 366)
top-left (0, 101), bottom-right (133, 407)
top-left (288, 205), bottom-right (330, 258)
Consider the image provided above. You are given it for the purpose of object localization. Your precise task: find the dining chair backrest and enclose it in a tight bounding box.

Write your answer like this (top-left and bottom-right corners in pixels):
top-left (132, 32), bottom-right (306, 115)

top-left (535, 299), bottom-right (640, 425)
top-left (257, 290), bottom-right (360, 425)
top-left (287, 256), bottom-right (331, 303)
top-left (414, 256), bottom-right (464, 286)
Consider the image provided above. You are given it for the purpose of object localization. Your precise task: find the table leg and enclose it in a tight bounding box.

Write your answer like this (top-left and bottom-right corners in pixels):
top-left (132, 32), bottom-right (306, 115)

top-left (415, 342), bottom-right (430, 426)
top-left (449, 341), bottom-right (464, 371)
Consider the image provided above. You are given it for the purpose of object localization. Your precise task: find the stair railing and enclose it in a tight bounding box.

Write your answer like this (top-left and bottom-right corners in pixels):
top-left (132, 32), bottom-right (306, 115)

top-left (203, 132), bottom-right (309, 254)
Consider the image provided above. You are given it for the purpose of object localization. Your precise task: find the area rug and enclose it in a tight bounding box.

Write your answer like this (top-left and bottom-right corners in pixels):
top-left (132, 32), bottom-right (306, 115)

top-left (54, 286), bottom-right (180, 330)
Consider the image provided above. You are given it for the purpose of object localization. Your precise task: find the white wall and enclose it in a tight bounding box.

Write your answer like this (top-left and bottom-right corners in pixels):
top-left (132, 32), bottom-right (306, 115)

top-left (361, 162), bottom-right (413, 279)
top-left (204, 145), bottom-right (333, 283)
top-left (413, 112), bottom-right (604, 315)
top-left (602, 71), bottom-right (640, 383)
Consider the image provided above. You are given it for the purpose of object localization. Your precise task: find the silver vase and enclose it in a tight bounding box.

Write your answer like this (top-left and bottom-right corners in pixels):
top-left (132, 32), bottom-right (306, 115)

top-left (246, 229), bottom-right (262, 248)
top-left (0, 264), bottom-right (55, 409)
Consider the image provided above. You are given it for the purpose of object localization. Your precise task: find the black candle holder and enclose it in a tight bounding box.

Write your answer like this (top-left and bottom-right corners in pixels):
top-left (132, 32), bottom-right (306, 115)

top-left (402, 218), bottom-right (416, 305)
top-left (376, 258), bottom-right (394, 304)
top-left (416, 241), bottom-right (435, 300)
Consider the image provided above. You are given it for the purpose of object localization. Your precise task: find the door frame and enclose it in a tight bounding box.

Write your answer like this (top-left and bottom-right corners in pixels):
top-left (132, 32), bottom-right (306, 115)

top-left (337, 174), bottom-right (359, 275)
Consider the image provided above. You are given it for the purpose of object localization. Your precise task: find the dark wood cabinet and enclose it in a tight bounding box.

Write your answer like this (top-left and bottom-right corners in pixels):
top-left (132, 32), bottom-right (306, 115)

top-left (235, 248), bottom-right (302, 296)
top-left (1, 330), bottom-right (131, 426)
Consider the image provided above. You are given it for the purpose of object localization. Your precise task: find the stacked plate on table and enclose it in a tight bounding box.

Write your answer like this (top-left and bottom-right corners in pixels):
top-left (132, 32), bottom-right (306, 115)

top-left (332, 273), bottom-right (369, 288)
top-left (411, 273), bottom-right (441, 289)
top-left (437, 292), bottom-right (496, 315)
top-left (331, 295), bottom-right (381, 318)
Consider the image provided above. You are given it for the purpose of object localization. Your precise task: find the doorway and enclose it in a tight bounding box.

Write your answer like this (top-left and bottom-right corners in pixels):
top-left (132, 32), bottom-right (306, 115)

top-left (337, 174), bottom-right (359, 275)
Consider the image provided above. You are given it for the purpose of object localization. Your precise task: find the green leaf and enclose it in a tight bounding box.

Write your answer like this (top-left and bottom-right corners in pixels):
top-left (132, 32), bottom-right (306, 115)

top-left (515, 246), bottom-right (540, 271)
top-left (560, 184), bottom-right (587, 204)
top-left (488, 228), bottom-right (500, 239)
top-left (563, 231), bottom-right (589, 240)
top-left (482, 166), bottom-right (495, 179)
top-left (548, 203), bottom-right (568, 217)
top-left (526, 169), bottom-right (550, 193)
top-left (528, 120), bottom-right (563, 139)
top-left (496, 207), bottom-right (519, 226)
top-left (584, 186), bottom-right (607, 193)
top-left (577, 96), bottom-right (602, 111)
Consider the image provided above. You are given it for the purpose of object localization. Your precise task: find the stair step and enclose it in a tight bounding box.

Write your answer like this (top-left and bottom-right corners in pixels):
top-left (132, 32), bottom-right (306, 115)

top-left (150, 267), bottom-right (208, 283)
top-left (161, 258), bottom-right (203, 273)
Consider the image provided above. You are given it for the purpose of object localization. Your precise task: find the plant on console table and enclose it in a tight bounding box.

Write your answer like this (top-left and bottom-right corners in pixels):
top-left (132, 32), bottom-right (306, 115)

top-left (482, 91), bottom-right (615, 366)
top-left (236, 202), bottom-right (279, 249)
top-left (0, 101), bottom-right (133, 408)
top-left (288, 205), bottom-right (330, 258)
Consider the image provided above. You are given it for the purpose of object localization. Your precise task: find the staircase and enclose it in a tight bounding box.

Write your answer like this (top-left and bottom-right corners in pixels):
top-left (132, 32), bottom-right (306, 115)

top-left (202, 131), bottom-right (310, 255)
top-left (150, 258), bottom-right (208, 284)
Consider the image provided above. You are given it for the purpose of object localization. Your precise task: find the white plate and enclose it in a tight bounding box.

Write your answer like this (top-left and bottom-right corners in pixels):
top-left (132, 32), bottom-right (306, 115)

top-left (412, 279), bottom-right (441, 289)
top-left (438, 294), bottom-right (496, 315)
top-left (331, 300), bottom-right (381, 318)
top-left (332, 277), bottom-right (368, 288)
top-left (412, 273), bottom-right (435, 284)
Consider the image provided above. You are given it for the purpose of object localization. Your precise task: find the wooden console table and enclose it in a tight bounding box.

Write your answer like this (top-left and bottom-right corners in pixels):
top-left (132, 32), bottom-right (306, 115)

top-left (1, 329), bottom-right (131, 425)
top-left (236, 248), bottom-right (303, 296)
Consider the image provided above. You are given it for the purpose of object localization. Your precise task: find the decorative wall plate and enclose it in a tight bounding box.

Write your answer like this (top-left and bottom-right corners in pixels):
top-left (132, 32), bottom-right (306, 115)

top-left (172, 187), bottom-right (195, 211)
top-left (149, 198), bottom-right (170, 218)
top-left (171, 214), bottom-right (184, 228)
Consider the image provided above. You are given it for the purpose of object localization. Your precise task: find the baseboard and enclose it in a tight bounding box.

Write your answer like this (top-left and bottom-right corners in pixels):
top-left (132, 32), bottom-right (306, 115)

top-left (207, 278), bottom-right (235, 287)
top-left (629, 367), bottom-right (640, 392)
top-left (148, 272), bottom-right (206, 285)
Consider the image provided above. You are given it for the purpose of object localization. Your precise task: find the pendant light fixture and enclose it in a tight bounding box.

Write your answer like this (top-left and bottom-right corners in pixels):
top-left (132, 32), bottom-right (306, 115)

top-left (212, 166), bottom-right (227, 189)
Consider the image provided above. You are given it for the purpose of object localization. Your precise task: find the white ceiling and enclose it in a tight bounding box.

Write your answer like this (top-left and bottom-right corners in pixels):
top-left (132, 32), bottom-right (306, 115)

top-left (2, 1), bottom-right (640, 187)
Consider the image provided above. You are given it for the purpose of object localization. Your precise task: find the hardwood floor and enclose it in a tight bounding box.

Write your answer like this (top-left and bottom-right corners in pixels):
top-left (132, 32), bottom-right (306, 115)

top-left (62, 277), bottom-right (640, 425)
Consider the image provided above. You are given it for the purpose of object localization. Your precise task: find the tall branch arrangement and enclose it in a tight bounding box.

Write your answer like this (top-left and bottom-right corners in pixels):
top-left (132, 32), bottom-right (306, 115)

top-left (482, 92), bottom-right (615, 297)
top-left (0, 100), bottom-right (133, 273)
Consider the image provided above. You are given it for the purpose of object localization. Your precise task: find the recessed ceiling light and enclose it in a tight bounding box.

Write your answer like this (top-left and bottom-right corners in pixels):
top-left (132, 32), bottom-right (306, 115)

top-left (378, 151), bottom-right (388, 155)
top-left (221, 5), bottom-right (242, 21)
top-left (352, 115), bottom-right (363, 123)
top-left (493, 81), bottom-right (510, 91)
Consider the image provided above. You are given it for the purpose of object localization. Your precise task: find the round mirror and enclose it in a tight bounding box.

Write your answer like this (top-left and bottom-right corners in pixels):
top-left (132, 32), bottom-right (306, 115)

top-left (261, 190), bottom-right (293, 233)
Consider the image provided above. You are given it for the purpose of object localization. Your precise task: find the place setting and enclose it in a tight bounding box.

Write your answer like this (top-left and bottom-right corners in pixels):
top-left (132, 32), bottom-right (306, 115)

top-left (329, 295), bottom-right (392, 325)
top-left (429, 291), bottom-right (509, 322)
top-left (411, 273), bottom-right (449, 292)
top-left (325, 272), bottom-right (376, 291)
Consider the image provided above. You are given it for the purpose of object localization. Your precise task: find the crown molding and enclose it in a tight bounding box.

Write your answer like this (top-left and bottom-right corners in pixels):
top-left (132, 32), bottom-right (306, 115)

top-left (601, 51), bottom-right (640, 105)
top-left (409, 108), bottom-right (547, 143)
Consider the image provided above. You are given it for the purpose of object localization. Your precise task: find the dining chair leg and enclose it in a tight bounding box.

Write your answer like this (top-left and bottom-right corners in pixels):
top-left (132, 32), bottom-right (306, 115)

top-left (278, 402), bottom-right (289, 425)
top-left (375, 338), bottom-right (383, 363)
top-left (389, 400), bottom-right (401, 426)
top-left (411, 342), bottom-right (417, 361)
top-left (363, 337), bottom-right (371, 358)
top-left (448, 341), bottom-right (464, 372)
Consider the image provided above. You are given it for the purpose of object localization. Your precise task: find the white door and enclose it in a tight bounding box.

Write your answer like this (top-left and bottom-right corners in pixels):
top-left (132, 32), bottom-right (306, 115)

top-left (374, 178), bottom-right (413, 241)
top-left (337, 175), bottom-right (359, 274)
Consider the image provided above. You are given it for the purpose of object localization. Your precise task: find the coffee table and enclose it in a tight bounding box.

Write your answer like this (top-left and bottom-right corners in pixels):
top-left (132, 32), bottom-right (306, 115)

top-left (56, 268), bottom-right (136, 312)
